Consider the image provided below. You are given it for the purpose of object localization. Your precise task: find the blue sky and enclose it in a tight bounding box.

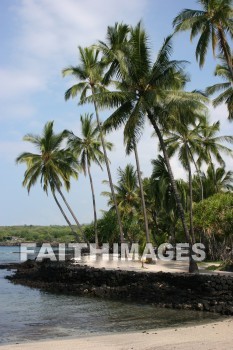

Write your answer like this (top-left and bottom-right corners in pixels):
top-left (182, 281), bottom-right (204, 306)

top-left (0, 0), bottom-right (232, 226)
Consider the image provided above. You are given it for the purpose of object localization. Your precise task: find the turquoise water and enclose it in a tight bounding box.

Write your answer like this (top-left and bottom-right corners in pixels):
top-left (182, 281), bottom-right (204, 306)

top-left (0, 246), bottom-right (221, 345)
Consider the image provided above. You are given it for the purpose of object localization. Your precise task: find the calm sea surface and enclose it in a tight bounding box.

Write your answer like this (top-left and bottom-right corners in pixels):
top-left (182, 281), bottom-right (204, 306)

top-left (0, 246), bottom-right (221, 345)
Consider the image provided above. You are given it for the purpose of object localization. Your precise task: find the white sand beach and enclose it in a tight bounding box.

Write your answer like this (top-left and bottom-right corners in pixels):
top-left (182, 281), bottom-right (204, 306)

top-left (75, 255), bottom-right (232, 276)
top-left (0, 318), bottom-right (232, 350)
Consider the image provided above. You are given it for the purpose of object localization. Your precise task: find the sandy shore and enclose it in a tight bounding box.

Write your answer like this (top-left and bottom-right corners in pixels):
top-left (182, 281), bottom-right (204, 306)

top-left (1, 318), bottom-right (232, 350)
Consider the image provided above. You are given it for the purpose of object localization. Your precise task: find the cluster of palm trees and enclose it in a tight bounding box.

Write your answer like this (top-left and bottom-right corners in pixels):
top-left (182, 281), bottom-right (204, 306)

top-left (16, 0), bottom-right (233, 272)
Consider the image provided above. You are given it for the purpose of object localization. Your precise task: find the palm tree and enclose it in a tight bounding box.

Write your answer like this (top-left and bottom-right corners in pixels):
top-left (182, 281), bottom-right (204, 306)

top-left (16, 121), bottom-right (83, 240)
top-left (164, 121), bottom-right (204, 244)
top-left (133, 143), bottom-right (150, 243)
top-left (97, 22), bottom-right (150, 243)
top-left (123, 138), bottom-right (150, 243)
top-left (206, 56), bottom-right (233, 120)
top-left (193, 164), bottom-right (233, 199)
top-left (62, 46), bottom-right (124, 243)
top-left (67, 113), bottom-right (113, 246)
top-left (150, 156), bottom-right (188, 247)
top-left (90, 22), bottom-right (208, 272)
top-left (102, 164), bottom-right (141, 243)
top-left (196, 120), bottom-right (233, 191)
top-left (102, 164), bottom-right (139, 213)
top-left (208, 165), bottom-right (233, 192)
top-left (96, 22), bottom-right (130, 84)
top-left (173, 0), bottom-right (233, 77)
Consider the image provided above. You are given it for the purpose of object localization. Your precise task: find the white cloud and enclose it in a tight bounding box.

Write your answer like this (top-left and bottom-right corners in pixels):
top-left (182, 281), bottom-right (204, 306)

top-left (0, 101), bottom-right (36, 121)
top-left (0, 140), bottom-right (35, 163)
top-left (1, 0), bottom-right (147, 122)
top-left (208, 103), bottom-right (231, 132)
top-left (0, 68), bottom-right (44, 100)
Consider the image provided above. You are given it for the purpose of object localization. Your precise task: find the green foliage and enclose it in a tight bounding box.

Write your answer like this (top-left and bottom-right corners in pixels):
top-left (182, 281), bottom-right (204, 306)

top-left (94, 210), bottom-right (119, 245)
top-left (82, 211), bottom-right (119, 245)
top-left (16, 121), bottom-right (78, 194)
top-left (193, 193), bottom-right (233, 237)
top-left (83, 209), bottom-right (145, 245)
top-left (219, 261), bottom-right (233, 272)
top-left (206, 56), bottom-right (233, 120)
top-left (0, 226), bottom-right (76, 243)
top-left (173, 0), bottom-right (233, 68)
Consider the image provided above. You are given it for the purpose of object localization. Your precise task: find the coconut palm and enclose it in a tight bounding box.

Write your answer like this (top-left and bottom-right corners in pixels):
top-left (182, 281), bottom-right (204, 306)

top-left (193, 164), bottom-right (233, 199)
top-left (67, 113), bottom-right (113, 246)
top-left (62, 46), bottom-right (124, 243)
top-left (102, 164), bottom-right (139, 213)
top-left (173, 0), bottom-right (233, 77)
top-left (206, 56), bottom-right (233, 120)
top-left (16, 121), bottom-right (83, 240)
top-left (196, 120), bottom-right (233, 180)
top-left (96, 22), bottom-right (130, 84)
top-left (207, 165), bottom-right (233, 192)
top-left (163, 117), bottom-right (213, 243)
top-left (101, 164), bottom-right (142, 242)
top-left (150, 156), bottom-right (188, 246)
top-left (89, 22), bottom-right (208, 271)
top-left (96, 23), bottom-right (150, 243)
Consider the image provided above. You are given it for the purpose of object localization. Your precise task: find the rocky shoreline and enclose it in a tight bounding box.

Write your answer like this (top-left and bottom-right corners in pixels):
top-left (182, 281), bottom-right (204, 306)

top-left (3, 260), bottom-right (233, 316)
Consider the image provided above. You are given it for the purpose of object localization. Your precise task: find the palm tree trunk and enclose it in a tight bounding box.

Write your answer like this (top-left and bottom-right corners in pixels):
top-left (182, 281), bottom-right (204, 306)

top-left (51, 190), bottom-right (80, 241)
top-left (185, 142), bottom-right (195, 244)
top-left (134, 143), bottom-right (150, 243)
top-left (87, 162), bottom-right (99, 247)
top-left (209, 157), bottom-right (218, 192)
top-left (218, 27), bottom-right (233, 80)
top-left (147, 112), bottom-right (198, 273)
top-left (189, 149), bottom-right (204, 201)
top-left (56, 186), bottom-right (86, 241)
top-left (92, 91), bottom-right (124, 243)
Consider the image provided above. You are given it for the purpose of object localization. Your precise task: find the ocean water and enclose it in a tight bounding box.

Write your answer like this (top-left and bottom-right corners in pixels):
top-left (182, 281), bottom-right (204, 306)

top-left (0, 246), bottom-right (221, 345)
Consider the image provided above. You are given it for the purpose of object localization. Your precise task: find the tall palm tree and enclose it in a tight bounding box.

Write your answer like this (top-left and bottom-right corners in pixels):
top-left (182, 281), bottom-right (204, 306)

top-left (67, 113), bottom-right (113, 246)
top-left (164, 122), bottom-right (202, 244)
top-left (173, 0), bottom-right (233, 77)
top-left (62, 46), bottom-right (124, 243)
top-left (97, 22), bottom-right (150, 243)
top-left (16, 121), bottom-right (83, 240)
top-left (206, 56), bottom-right (233, 120)
top-left (90, 22), bottom-right (208, 272)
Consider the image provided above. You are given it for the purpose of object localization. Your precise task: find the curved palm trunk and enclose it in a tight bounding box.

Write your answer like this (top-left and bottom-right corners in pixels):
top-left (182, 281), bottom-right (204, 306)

top-left (52, 190), bottom-right (80, 241)
top-left (218, 27), bottom-right (233, 80)
top-left (56, 186), bottom-right (86, 242)
top-left (92, 92), bottom-right (124, 243)
top-left (147, 112), bottom-right (198, 273)
top-left (134, 143), bottom-right (150, 243)
top-left (185, 142), bottom-right (195, 244)
top-left (87, 162), bottom-right (99, 247)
